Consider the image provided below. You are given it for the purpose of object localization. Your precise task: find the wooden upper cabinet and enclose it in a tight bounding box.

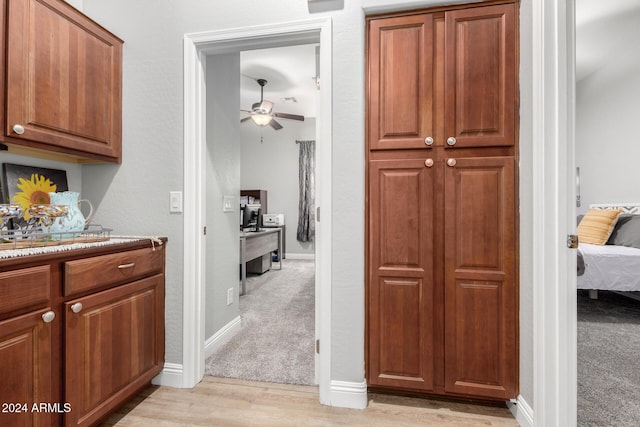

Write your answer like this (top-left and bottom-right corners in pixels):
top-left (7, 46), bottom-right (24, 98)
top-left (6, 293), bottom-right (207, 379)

top-left (444, 3), bottom-right (516, 148)
top-left (5, 0), bottom-right (123, 162)
top-left (368, 15), bottom-right (434, 151)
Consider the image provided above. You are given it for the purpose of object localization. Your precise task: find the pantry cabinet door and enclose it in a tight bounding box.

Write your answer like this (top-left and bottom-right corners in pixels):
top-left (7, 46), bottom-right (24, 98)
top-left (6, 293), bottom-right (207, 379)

top-left (444, 3), bottom-right (516, 149)
top-left (443, 156), bottom-right (517, 399)
top-left (367, 158), bottom-right (436, 391)
top-left (368, 14), bottom-right (435, 151)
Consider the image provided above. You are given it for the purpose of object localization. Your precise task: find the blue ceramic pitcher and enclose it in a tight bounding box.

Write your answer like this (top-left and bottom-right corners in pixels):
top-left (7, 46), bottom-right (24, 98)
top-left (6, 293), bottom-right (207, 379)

top-left (46, 191), bottom-right (94, 238)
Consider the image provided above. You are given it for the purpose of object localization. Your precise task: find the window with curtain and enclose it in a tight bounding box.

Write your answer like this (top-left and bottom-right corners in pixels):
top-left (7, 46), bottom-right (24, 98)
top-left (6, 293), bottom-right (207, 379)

top-left (296, 140), bottom-right (315, 242)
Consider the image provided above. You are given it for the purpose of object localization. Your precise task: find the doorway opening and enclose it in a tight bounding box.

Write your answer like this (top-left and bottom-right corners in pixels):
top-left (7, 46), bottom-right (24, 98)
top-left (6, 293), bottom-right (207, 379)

top-left (204, 44), bottom-right (319, 386)
top-left (181, 18), bottom-right (333, 404)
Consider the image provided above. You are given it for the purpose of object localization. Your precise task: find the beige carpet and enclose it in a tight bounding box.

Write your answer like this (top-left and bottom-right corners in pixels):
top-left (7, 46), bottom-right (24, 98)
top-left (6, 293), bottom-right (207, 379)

top-left (205, 259), bottom-right (315, 385)
top-left (578, 290), bottom-right (640, 426)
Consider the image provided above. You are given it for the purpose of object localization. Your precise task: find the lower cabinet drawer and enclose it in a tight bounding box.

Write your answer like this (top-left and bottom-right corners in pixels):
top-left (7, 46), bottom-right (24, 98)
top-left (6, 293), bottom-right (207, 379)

top-left (0, 265), bottom-right (50, 316)
top-left (64, 246), bottom-right (164, 296)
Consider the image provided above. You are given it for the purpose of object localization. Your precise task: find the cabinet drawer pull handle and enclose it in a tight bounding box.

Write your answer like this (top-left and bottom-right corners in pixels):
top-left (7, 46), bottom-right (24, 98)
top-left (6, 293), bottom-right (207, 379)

top-left (447, 136), bottom-right (456, 146)
top-left (424, 158), bottom-right (434, 168)
top-left (42, 311), bottom-right (55, 323)
top-left (12, 124), bottom-right (25, 135)
top-left (447, 158), bottom-right (457, 167)
top-left (70, 303), bottom-right (83, 313)
top-left (118, 263), bottom-right (136, 269)
top-left (424, 136), bottom-right (434, 146)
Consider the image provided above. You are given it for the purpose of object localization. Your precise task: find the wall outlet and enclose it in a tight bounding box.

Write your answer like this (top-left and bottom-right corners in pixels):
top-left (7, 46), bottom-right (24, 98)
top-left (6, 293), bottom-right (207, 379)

top-left (227, 288), bottom-right (234, 305)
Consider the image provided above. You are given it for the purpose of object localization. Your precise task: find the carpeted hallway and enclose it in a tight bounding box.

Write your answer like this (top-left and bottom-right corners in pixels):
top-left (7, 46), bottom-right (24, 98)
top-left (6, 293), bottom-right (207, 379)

top-left (205, 259), bottom-right (315, 386)
top-left (578, 290), bottom-right (640, 426)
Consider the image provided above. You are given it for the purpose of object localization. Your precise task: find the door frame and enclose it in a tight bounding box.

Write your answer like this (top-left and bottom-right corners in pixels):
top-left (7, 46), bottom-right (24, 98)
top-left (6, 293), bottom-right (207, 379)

top-left (181, 17), bottom-right (333, 404)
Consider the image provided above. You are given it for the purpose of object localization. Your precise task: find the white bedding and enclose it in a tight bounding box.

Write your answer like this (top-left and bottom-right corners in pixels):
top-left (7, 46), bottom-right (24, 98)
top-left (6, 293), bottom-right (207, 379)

top-left (577, 243), bottom-right (640, 291)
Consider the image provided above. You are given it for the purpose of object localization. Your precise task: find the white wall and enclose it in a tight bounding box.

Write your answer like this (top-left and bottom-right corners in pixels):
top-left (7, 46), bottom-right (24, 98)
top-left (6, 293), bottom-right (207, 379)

top-left (240, 118), bottom-right (316, 257)
top-left (576, 10), bottom-right (640, 213)
top-left (205, 54), bottom-right (241, 338)
top-left (79, 0), bottom-right (533, 407)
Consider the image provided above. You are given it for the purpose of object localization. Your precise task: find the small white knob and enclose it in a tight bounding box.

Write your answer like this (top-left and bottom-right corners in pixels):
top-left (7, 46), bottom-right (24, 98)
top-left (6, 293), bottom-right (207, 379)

top-left (424, 137), bottom-right (434, 146)
top-left (12, 124), bottom-right (25, 135)
top-left (447, 137), bottom-right (456, 146)
top-left (71, 302), bottom-right (83, 313)
top-left (42, 311), bottom-right (55, 323)
top-left (424, 158), bottom-right (434, 168)
top-left (447, 158), bottom-right (457, 167)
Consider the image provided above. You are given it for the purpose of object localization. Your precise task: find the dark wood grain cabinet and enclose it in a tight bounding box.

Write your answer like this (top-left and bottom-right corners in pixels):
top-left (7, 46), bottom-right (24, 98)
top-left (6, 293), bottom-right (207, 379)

top-left (366, 0), bottom-right (518, 401)
top-left (0, 240), bottom-right (165, 427)
top-left (0, 0), bottom-right (123, 162)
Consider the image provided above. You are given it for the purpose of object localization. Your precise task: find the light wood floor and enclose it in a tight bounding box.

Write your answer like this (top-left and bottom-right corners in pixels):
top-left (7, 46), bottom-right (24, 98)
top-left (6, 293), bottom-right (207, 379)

top-left (101, 376), bottom-right (519, 426)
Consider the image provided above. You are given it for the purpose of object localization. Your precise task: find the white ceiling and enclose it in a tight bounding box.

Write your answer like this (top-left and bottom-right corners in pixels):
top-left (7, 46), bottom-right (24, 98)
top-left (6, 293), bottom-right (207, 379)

top-left (240, 44), bottom-right (319, 120)
top-left (576, 0), bottom-right (640, 82)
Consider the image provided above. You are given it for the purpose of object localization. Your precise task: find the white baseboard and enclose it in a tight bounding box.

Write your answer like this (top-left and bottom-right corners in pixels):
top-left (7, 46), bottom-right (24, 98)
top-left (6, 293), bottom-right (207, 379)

top-left (204, 315), bottom-right (242, 359)
top-left (328, 380), bottom-right (368, 409)
top-left (507, 395), bottom-right (534, 427)
top-left (286, 253), bottom-right (315, 260)
top-left (152, 362), bottom-right (184, 388)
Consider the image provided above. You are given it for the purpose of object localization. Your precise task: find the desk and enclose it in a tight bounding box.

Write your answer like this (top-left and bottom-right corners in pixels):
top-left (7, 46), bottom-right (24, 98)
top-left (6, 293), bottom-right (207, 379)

top-left (239, 228), bottom-right (282, 295)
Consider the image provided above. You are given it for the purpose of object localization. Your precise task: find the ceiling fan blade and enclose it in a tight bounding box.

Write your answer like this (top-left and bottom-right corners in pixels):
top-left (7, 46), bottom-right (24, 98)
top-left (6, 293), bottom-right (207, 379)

top-left (240, 116), bottom-right (252, 123)
top-left (273, 112), bottom-right (305, 121)
top-left (269, 119), bottom-right (283, 130)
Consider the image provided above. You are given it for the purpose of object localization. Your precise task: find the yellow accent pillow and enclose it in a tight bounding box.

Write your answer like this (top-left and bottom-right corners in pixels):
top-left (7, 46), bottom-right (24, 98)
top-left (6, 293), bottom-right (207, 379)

top-left (577, 208), bottom-right (623, 245)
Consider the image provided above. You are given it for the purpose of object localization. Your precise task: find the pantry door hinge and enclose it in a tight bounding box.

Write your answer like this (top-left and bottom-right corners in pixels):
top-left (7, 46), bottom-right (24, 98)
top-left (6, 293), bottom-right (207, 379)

top-left (567, 234), bottom-right (578, 249)
top-left (316, 339), bottom-right (320, 354)
top-left (316, 206), bottom-right (320, 222)
top-left (203, 226), bottom-right (207, 236)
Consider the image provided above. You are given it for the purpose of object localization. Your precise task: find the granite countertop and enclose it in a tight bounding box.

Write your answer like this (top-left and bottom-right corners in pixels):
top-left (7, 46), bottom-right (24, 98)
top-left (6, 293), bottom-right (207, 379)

top-left (0, 236), bottom-right (164, 260)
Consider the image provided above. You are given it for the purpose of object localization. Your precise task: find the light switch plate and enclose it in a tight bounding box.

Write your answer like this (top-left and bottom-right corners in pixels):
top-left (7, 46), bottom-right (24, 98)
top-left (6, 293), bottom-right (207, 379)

top-left (169, 191), bottom-right (183, 213)
top-left (223, 195), bottom-right (235, 212)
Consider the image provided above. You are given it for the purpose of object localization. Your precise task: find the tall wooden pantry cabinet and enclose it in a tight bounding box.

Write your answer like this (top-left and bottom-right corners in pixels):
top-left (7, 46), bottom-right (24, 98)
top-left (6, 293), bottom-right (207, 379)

top-left (366, 0), bottom-right (518, 401)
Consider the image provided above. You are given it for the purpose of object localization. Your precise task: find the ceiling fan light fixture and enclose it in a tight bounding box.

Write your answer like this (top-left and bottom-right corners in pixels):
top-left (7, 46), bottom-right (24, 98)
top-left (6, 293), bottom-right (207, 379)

top-left (251, 114), bottom-right (272, 126)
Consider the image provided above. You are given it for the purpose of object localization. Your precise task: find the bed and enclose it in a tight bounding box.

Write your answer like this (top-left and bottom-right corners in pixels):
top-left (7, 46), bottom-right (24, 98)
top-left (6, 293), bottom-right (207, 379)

top-left (577, 203), bottom-right (640, 298)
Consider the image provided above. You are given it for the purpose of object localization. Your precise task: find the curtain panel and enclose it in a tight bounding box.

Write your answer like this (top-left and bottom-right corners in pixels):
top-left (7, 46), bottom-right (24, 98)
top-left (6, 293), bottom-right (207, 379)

top-left (296, 140), bottom-right (315, 242)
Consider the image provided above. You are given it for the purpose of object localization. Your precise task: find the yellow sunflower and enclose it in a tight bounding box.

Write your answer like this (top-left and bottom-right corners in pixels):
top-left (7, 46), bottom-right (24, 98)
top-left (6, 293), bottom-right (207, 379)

top-left (12, 173), bottom-right (57, 219)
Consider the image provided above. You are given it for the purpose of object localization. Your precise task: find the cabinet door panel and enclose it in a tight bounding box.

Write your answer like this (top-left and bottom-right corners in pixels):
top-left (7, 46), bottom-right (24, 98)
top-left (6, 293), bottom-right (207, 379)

top-left (368, 15), bottom-right (433, 150)
top-left (0, 309), bottom-right (53, 427)
top-left (444, 3), bottom-right (516, 148)
top-left (368, 159), bottom-right (435, 390)
top-left (64, 275), bottom-right (165, 427)
top-left (444, 156), bottom-right (517, 399)
top-left (6, 0), bottom-right (122, 161)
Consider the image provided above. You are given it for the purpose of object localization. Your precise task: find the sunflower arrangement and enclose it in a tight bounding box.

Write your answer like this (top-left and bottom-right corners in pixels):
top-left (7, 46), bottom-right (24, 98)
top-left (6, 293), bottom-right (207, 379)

top-left (12, 173), bottom-right (57, 220)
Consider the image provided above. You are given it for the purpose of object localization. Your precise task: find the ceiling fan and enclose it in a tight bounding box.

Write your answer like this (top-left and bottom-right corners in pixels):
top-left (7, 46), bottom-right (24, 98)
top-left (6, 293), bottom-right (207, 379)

top-left (240, 78), bottom-right (304, 130)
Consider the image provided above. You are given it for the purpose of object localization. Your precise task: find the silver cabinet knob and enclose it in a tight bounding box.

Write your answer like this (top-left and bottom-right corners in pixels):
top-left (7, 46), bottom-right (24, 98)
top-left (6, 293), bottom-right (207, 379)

top-left (447, 158), bottom-right (457, 167)
top-left (42, 311), bottom-right (56, 323)
top-left (424, 158), bottom-right (434, 168)
top-left (71, 302), bottom-right (83, 313)
top-left (12, 124), bottom-right (25, 135)
top-left (446, 137), bottom-right (456, 146)
top-left (424, 137), bottom-right (434, 146)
